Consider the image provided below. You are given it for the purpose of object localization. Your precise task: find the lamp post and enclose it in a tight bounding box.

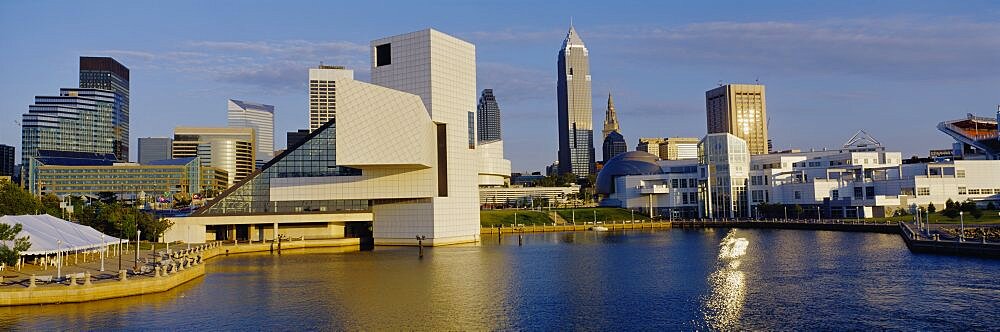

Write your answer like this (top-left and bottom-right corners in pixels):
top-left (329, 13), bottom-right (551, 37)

top-left (415, 235), bottom-right (426, 258)
top-left (57, 240), bottom-right (62, 280)
top-left (784, 206), bottom-right (788, 220)
top-left (100, 234), bottom-right (105, 272)
top-left (134, 230), bottom-right (141, 270)
top-left (816, 206), bottom-right (821, 222)
top-left (959, 211), bottom-right (965, 242)
top-left (856, 206), bottom-right (860, 223)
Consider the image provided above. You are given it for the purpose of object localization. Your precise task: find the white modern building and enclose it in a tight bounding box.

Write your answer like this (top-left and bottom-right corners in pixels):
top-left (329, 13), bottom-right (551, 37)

top-left (598, 131), bottom-right (1000, 219)
top-left (228, 99), bottom-right (275, 164)
top-left (164, 29), bottom-right (482, 246)
top-left (480, 185), bottom-right (581, 207)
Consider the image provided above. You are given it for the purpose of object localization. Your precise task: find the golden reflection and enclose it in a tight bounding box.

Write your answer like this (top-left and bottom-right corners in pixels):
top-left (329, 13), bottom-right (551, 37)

top-left (703, 229), bottom-right (748, 330)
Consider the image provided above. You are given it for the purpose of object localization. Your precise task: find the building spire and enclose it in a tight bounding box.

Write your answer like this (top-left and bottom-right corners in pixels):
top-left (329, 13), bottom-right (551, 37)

top-left (602, 92), bottom-right (620, 139)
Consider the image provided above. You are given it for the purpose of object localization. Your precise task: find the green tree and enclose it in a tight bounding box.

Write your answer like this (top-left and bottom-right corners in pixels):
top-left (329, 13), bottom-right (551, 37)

top-left (40, 193), bottom-right (63, 218)
top-left (793, 204), bottom-right (804, 219)
top-left (987, 202), bottom-right (997, 211)
top-left (0, 180), bottom-right (42, 215)
top-left (97, 191), bottom-right (117, 204)
top-left (927, 202), bottom-right (936, 214)
top-left (0, 223), bottom-right (31, 266)
top-left (138, 213), bottom-right (174, 241)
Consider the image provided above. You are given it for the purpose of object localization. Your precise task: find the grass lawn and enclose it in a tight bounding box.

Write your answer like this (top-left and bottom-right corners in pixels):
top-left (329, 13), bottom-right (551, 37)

top-left (869, 210), bottom-right (1000, 225)
top-left (480, 210), bottom-right (554, 227)
top-left (553, 207), bottom-right (651, 223)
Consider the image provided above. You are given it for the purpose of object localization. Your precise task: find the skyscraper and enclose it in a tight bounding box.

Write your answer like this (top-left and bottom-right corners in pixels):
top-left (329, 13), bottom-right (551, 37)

top-left (602, 131), bottom-right (627, 162)
top-left (138, 137), bottom-right (173, 164)
top-left (477, 89), bottom-right (501, 143)
top-left (22, 88), bottom-right (116, 163)
top-left (172, 127), bottom-right (255, 186)
top-left (557, 25), bottom-right (595, 177)
top-left (79, 57), bottom-right (129, 161)
top-left (602, 92), bottom-right (620, 139)
top-left (0, 144), bottom-right (13, 178)
top-left (601, 93), bottom-right (626, 161)
top-left (706, 84), bottom-right (769, 155)
top-left (636, 138), bottom-right (667, 156)
top-left (309, 65), bottom-right (354, 132)
top-left (228, 99), bottom-right (275, 163)
top-left (658, 137), bottom-right (701, 160)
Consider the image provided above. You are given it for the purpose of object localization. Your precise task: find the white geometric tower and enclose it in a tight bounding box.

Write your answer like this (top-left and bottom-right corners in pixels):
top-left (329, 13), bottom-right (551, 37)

top-left (227, 99), bottom-right (274, 163)
top-left (370, 29), bottom-right (480, 245)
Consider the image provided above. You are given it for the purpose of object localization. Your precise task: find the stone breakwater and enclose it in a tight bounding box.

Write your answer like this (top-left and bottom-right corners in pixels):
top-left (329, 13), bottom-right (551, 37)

top-left (0, 238), bottom-right (360, 306)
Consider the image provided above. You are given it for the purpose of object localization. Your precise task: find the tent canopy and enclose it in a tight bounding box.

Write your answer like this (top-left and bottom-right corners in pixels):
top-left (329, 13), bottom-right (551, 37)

top-left (0, 214), bottom-right (127, 256)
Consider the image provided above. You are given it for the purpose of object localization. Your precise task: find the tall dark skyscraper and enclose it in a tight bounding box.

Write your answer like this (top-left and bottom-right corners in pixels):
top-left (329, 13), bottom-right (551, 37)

top-left (557, 25), bottom-right (595, 177)
top-left (0, 144), bottom-right (14, 177)
top-left (79, 56), bottom-right (130, 161)
top-left (477, 89), bottom-right (501, 143)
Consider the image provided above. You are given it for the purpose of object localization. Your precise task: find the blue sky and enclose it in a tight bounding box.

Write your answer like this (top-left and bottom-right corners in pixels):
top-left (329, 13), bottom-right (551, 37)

top-left (2, 1), bottom-right (999, 171)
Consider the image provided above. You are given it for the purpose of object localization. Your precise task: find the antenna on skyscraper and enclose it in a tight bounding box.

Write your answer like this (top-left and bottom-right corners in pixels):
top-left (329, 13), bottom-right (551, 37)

top-left (755, 77), bottom-right (760, 84)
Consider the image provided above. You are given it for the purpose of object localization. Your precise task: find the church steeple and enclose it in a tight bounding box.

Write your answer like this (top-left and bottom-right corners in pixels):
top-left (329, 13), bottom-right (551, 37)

top-left (602, 92), bottom-right (620, 139)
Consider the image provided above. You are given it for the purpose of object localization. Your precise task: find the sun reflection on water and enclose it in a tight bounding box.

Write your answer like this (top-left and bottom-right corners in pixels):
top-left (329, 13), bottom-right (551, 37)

top-left (702, 230), bottom-right (749, 330)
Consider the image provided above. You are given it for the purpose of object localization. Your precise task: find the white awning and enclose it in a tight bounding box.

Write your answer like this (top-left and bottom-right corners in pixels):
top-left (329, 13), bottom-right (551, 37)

top-left (0, 214), bottom-right (128, 256)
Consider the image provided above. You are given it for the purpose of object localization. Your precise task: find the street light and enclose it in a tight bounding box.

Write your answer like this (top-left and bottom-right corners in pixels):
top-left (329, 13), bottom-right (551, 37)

top-left (100, 234), bottom-right (105, 272)
top-left (134, 230), bottom-right (141, 271)
top-left (959, 211), bottom-right (965, 242)
top-left (57, 240), bottom-right (62, 280)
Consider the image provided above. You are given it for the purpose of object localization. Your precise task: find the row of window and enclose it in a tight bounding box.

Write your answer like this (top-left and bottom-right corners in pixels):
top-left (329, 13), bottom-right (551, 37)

top-left (670, 178), bottom-right (697, 189)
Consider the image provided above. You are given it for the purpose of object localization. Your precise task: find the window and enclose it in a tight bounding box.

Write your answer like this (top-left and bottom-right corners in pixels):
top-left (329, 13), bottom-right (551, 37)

top-left (958, 187), bottom-right (967, 195)
top-left (969, 188), bottom-right (981, 195)
top-left (794, 191), bottom-right (802, 199)
top-left (916, 187), bottom-right (930, 196)
top-left (468, 112), bottom-right (476, 149)
top-left (866, 186), bottom-right (875, 199)
top-left (831, 190), bottom-right (839, 200)
top-left (956, 170), bottom-right (965, 178)
top-left (375, 43), bottom-right (391, 66)
top-left (689, 179), bottom-right (696, 187)
top-left (671, 179), bottom-right (679, 188)
top-left (855, 187), bottom-right (864, 198)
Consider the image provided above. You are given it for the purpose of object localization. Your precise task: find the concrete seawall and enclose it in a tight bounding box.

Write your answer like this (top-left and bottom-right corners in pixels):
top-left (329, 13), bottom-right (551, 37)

top-left (0, 238), bottom-right (359, 306)
top-left (481, 222), bottom-right (673, 234)
top-left (672, 220), bottom-right (899, 234)
top-left (899, 223), bottom-right (1000, 258)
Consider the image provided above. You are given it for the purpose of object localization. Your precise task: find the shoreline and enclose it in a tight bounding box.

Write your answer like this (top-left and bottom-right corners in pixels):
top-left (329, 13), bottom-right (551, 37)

top-left (0, 238), bottom-right (360, 307)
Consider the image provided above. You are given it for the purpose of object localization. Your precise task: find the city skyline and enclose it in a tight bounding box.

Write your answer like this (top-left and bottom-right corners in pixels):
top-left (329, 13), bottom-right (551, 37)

top-left (1, 1), bottom-right (999, 172)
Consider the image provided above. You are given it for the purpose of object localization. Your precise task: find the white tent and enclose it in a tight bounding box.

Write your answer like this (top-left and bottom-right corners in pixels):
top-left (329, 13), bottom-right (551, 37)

top-left (0, 214), bottom-right (128, 256)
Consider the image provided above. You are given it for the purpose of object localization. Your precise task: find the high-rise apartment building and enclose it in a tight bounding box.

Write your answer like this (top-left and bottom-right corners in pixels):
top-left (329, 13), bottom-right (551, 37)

top-left (228, 99), bottom-right (275, 163)
top-left (557, 25), bottom-right (595, 177)
top-left (309, 65), bottom-right (354, 132)
top-left (22, 88), bottom-right (116, 163)
top-left (477, 89), bottom-right (501, 143)
top-left (706, 84), bottom-right (769, 155)
top-left (79, 57), bottom-right (129, 161)
top-left (138, 137), bottom-right (173, 164)
top-left (0, 144), bottom-right (13, 177)
top-left (659, 137), bottom-right (701, 160)
top-left (172, 127), bottom-right (255, 186)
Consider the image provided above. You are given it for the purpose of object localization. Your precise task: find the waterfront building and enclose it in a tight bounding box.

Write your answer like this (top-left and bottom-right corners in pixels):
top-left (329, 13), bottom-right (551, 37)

top-left (480, 185), bottom-right (581, 207)
top-left (700, 133), bottom-right (751, 219)
top-left (165, 29), bottom-right (482, 246)
top-left (937, 109), bottom-right (1000, 160)
top-left (138, 137), bottom-right (173, 165)
top-left (308, 65), bottom-right (354, 132)
top-left (0, 144), bottom-right (13, 177)
top-left (658, 137), bottom-right (700, 160)
top-left (228, 99), bottom-right (275, 163)
top-left (286, 129), bottom-right (310, 149)
top-left (477, 89), bottom-right (501, 143)
top-left (172, 127), bottom-right (255, 186)
top-left (602, 131), bottom-right (628, 162)
top-left (636, 138), bottom-right (666, 157)
top-left (22, 88), bottom-right (116, 163)
top-left (25, 150), bottom-right (224, 198)
top-left (706, 84), bottom-right (769, 155)
top-left (556, 25), bottom-right (595, 177)
top-left (79, 57), bottom-right (130, 161)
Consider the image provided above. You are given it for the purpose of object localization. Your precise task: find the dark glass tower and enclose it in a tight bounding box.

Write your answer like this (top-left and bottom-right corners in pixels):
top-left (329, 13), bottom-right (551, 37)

top-left (556, 25), bottom-right (595, 177)
top-left (477, 89), bottom-right (501, 143)
top-left (602, 131), bottom-right (627, 162)
top-left (80, 56), bottom-right (129, 161)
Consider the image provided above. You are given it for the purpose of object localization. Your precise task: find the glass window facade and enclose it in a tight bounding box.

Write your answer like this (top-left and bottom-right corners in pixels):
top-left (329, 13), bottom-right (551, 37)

top-left (199, 122), bottom-right (366, 215)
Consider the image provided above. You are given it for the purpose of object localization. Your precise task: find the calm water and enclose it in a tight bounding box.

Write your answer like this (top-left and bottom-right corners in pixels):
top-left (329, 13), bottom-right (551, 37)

top-left (2, 229), bottom-right (998, 330)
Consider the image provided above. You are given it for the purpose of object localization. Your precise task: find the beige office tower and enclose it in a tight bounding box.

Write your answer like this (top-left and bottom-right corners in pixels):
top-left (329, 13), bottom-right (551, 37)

top-left (658, 137), bottom-right (700, 160)
top-left (636, 138), bottom-right (666, 156)
top-left (370, 29), bottom-right (480, 245)
top-left (706, 84), bottom-right (769, 155)
top-left (172, 127), bottom-right (255, 186)
top-left (308, 65), bottom-right (355, 132)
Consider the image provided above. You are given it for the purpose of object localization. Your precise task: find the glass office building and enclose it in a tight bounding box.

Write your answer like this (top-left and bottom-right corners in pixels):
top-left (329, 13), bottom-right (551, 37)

top-left (477, 89), bottom-right (501, 143)
top-left (22, 89), bottom-right (116, 163)
top-left (557, 25), bottom-right (595, 177)
top-left (79, 57), bottom-right (130, 161)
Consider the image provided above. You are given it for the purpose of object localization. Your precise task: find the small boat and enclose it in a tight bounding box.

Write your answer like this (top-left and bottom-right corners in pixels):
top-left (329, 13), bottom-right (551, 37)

top-left (590, 226), bottom-right (609, 232)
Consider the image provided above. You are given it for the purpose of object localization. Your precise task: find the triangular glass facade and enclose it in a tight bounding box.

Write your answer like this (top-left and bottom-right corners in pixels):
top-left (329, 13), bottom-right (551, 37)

top-left (198, 121), bottom-right (366, 215)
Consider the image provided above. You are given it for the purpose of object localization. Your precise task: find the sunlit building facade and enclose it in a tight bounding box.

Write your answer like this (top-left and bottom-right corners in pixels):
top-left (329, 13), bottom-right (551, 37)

top-left (79, 57), bottom-right (129, 161)
top-left (309, 65), bottom-right (354, 132)
top-left (706, 84), bottom-right (769, 155)
top-left (22, 88), bottom-right (116, 163)
top-left (556, 25), bottom-right (595, 177)
top-left (172, 127), bottom-right (255, 187)
top-left (228, 99), bottom-right (275, 163)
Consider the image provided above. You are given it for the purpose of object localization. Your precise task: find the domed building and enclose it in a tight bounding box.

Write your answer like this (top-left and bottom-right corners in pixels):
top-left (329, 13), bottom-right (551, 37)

top-left (596, 151), bottom-right (661, 195)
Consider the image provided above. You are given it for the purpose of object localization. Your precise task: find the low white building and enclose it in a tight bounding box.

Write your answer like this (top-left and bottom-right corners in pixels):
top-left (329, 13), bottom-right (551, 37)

top-left (479, 185), bottom-right (580, 207)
